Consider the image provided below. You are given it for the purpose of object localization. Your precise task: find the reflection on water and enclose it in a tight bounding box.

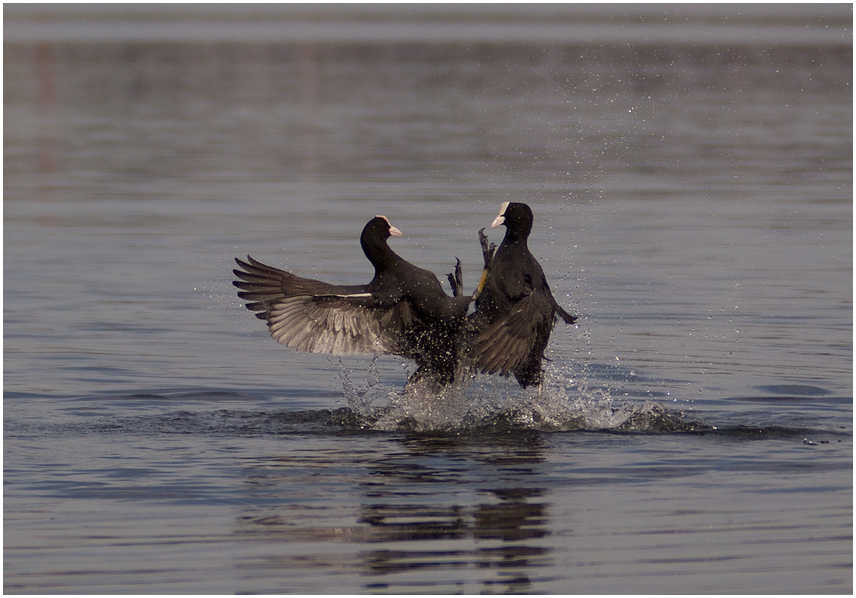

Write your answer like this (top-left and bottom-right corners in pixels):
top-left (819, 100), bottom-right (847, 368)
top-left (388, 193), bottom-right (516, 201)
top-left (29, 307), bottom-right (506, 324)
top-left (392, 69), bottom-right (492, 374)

top-left (234, 434), bottom-right (551, 593)
top-left (359, 493), bottom-right (550, 593)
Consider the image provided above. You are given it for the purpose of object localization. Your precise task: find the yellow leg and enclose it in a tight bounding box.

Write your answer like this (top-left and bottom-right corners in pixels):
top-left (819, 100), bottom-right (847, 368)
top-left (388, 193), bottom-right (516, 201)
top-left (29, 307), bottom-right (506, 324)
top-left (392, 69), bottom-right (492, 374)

top-left (471, 267), bottom-right (489, 300)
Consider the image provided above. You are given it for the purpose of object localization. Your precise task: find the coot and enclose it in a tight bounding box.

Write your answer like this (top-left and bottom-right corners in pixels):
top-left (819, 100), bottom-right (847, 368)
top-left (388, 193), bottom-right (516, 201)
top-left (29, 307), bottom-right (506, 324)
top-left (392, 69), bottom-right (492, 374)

top-left (467, 202), bottom-right (576, 388)
top-left (233, 215), bottom-right (475, 386)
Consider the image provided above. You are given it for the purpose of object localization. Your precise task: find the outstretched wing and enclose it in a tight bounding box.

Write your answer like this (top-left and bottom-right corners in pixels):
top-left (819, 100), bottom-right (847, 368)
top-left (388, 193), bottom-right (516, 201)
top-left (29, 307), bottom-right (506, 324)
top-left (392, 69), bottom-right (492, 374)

top-left (233, 255), bottom-right (417, 356)
top-left (466, 291), bottom-right (553, 376)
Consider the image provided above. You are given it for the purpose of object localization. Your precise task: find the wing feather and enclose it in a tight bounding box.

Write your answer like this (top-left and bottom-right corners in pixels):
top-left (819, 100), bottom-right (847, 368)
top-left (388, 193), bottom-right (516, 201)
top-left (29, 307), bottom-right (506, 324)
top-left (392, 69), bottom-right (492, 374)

top-left (467, 292), bottom-right (552, 376)
top-left (234, 256), bottom-right (415, 357)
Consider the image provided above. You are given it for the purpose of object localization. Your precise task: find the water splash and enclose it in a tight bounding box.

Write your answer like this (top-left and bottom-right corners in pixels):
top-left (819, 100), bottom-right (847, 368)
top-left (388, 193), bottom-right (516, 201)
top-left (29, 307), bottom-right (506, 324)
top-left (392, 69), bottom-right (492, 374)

top-left (339, 356), bottom-right (397, 423)
top-left (336, 361), bottom-right (705, 434)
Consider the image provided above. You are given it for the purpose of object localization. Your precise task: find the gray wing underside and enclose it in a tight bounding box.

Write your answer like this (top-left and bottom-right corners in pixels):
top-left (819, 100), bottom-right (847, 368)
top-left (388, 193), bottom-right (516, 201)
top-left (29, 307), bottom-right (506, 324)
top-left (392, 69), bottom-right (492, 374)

top-left (233, 255), bottom-right (417, 356)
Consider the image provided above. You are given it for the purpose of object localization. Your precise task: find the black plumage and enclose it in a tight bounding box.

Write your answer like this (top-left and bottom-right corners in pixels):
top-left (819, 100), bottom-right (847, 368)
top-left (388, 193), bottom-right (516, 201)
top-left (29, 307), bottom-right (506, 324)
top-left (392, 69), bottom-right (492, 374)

top-left (233, 215), bottom-right (473, 386)
top-left (467, 202), bottom-right (576, 388)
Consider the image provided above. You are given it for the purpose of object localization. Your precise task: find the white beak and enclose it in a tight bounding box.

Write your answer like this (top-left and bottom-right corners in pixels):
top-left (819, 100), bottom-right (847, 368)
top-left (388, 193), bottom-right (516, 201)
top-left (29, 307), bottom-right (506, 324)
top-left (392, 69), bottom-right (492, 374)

top-left (490, 201), bottom-right (509, 228)
top-left (377, 215), bottom-right (402, 236)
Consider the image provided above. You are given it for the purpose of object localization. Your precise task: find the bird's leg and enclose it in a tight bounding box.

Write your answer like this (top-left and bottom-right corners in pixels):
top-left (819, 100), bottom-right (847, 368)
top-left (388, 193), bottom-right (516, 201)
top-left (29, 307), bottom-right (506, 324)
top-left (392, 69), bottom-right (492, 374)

top-left (472, 228), bottom-right (496, 301)
top-left (447, 257), bottom-right (463, 297)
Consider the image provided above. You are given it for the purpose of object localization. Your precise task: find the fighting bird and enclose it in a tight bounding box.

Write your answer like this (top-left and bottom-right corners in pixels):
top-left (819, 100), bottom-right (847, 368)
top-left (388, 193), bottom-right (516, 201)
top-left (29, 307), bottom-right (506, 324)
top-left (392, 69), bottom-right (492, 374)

top-left (233, 215), bottom-right (483, 387)
top-left (467, 202), bottom-right (577, 388)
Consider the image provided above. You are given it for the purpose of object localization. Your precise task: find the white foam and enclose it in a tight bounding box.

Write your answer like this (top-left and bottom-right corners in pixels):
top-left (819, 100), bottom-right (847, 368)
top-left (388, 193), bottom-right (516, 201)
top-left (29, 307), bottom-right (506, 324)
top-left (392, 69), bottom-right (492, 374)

top-left (337, 360), bottom-right (688, 434)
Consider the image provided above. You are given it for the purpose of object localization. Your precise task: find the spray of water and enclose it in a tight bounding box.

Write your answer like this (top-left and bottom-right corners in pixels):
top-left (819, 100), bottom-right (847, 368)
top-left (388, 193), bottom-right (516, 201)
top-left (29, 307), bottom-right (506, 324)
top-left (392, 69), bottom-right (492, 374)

top-left (337, 357), bottom-right (702, 434)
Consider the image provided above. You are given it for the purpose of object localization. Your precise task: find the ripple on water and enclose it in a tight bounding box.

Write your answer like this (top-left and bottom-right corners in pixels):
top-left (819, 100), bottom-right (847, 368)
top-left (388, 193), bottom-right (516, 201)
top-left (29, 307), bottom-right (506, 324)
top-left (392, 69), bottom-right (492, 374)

top-left (6, 369), bottom-right (843, 441)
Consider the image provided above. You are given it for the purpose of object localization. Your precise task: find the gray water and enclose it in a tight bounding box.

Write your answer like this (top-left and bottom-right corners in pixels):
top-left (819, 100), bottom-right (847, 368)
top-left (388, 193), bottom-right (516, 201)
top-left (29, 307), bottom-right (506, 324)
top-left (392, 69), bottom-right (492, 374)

top-left (4, 5), bottom-right (853, 594)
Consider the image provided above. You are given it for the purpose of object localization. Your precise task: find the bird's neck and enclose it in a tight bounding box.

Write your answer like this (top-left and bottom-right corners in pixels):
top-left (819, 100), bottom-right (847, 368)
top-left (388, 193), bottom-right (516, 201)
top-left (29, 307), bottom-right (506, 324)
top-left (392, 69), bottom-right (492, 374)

top-left (502, 229), bottom-right (530, 249)
top-left (363, 239), bottom-right (402, 271)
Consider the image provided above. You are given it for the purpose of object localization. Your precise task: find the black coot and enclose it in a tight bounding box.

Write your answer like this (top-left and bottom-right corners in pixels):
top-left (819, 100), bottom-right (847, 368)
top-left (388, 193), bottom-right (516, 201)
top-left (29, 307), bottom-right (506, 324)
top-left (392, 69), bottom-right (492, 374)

top-left (467, 202), bottom-right (576, 388)
top-left (233, 215), bottom-right (474, 386)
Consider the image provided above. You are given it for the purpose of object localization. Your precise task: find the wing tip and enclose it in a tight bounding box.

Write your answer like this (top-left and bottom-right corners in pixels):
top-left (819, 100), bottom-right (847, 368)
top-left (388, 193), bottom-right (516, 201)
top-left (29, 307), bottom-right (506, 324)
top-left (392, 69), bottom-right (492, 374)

top-left (556, 306), bottom-right (577, 325)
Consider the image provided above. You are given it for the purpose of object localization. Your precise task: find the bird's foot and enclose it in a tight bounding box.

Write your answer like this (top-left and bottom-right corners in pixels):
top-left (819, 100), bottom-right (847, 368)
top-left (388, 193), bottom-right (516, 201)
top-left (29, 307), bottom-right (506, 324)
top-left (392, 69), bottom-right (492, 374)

top-left (472, 229), bottom-right (496, 301)
top-left (447, 257), bottom-right (463, 297)
top-left (478, 228), bottom-right (496, 268)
